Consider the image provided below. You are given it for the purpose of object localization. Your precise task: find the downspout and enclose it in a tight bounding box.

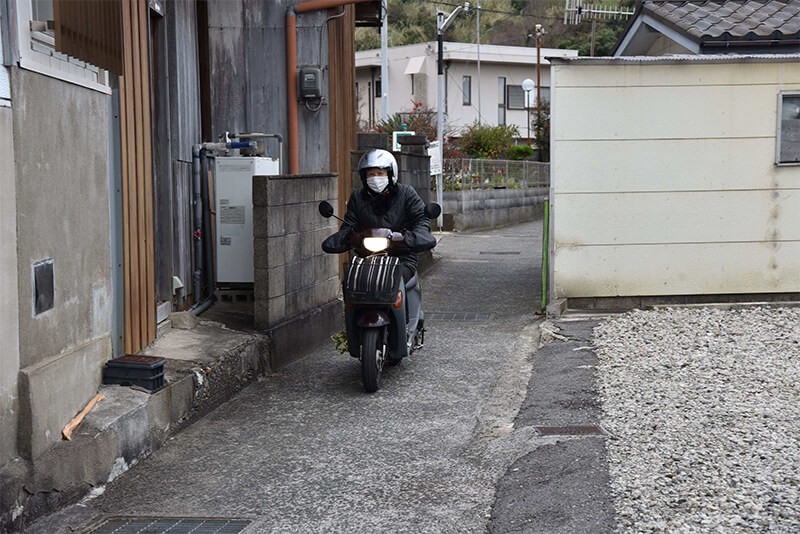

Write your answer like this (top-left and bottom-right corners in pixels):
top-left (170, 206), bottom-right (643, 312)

top-left (190, 141), bottom-right (257, 314)
top-left (286, 0), bottom-right (375, 174)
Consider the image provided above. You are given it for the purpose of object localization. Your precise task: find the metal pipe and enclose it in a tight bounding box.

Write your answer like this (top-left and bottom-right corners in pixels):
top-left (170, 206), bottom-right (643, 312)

top-left (286, 9), bottom-right (299, 174)
top-left (235, 132), bottom-right (285, 174)
top-left (191, 144), bottom-right (203, 306)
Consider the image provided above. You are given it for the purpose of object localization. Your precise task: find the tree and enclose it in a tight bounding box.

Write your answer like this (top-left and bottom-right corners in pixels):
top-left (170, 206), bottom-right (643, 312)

top-left (532, 102), bottom-right (550, 162)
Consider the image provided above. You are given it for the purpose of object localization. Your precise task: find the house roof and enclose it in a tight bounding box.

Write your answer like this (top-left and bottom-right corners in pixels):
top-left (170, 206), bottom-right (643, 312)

top-left (645, 0), bottom-right (800, 42)
top-left (614, 0), bottom-right (800, 55)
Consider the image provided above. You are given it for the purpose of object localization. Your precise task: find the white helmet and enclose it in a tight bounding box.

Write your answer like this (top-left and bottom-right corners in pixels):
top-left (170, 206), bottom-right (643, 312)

top-left (358, 149), bottom-right (398, 188)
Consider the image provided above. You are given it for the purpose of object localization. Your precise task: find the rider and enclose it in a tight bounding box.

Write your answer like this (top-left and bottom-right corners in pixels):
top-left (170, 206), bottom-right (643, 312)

top-left (322, 148), bottom-right (436, 281)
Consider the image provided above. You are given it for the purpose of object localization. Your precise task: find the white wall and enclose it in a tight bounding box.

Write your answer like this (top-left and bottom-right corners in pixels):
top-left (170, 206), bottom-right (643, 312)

top-left (355, 43), bottom-right (575, 137)
top-left (550, 59), bottom-right (800, 299)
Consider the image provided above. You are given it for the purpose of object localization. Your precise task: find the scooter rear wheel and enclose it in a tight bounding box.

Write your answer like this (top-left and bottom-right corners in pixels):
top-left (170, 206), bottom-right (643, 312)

top-left (360, 328), bottom-right (383, 393)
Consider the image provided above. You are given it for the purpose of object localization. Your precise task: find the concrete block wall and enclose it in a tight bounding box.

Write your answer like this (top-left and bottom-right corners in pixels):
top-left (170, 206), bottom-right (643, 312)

top-left (443, 188), bottom-right (549, 232)
top-left (253, 174), bottom-right (340, 330)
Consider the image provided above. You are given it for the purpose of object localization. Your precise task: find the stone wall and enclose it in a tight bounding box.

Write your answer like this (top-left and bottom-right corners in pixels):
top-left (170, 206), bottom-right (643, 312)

top-left (253, 174), bottom-right (341, 368)
top-left (443, 188), bottom-right (548, 232)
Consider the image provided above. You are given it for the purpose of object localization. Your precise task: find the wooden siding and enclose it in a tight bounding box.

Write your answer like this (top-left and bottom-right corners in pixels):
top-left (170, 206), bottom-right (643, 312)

top-left (120, 0), bottom-right (155, 352)
top-left (54, 0), bottom-right (123, 74)
top-left (328, 8), bottom-right (356, 214)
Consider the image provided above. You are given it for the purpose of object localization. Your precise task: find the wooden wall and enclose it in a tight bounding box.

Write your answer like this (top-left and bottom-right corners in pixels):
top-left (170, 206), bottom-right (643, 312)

top-left (120, 0), bottom-right (155, 353)
top-left (151, 0), bottom-right (202, 307)
top-left (328, 8), bottom-right (356, 214)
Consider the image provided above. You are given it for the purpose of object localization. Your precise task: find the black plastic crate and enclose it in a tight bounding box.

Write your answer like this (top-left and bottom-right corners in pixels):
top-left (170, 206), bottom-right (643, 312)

top-left (104, 355), bottom-right (166, 392)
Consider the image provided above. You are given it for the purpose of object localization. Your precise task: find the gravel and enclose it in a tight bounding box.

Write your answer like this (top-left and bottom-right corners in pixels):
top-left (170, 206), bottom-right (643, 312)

top-left (592, 306), bottom-right (800, 533)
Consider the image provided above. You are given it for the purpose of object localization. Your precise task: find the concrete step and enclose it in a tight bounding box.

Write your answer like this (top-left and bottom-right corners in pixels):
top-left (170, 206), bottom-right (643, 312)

top-left (1, 320), bottom-right (269, 533)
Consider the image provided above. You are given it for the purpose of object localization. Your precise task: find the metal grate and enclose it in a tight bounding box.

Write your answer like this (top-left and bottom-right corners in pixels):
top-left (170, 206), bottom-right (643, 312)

top-left (84, 517), bottom-right (252, 534)
top-left (478, 251), bottom-right (520, 255)
top-left (534, 425), bottom-right (606, 436)
top-left (427, 312), bottom-right (490, 322)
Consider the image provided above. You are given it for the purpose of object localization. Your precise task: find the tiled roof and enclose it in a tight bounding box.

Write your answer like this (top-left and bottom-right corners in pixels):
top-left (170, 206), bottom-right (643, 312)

top-left (643, 0), bottom-right (800, 42)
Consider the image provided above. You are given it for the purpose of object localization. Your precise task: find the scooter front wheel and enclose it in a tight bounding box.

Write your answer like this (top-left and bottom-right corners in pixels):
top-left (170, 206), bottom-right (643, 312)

top-left (360, 328), bottom-right (384, 393)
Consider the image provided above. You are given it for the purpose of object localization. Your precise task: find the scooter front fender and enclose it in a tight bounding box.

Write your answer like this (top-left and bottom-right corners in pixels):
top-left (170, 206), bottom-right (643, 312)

top-left (356, 309), bottom-right (391, 328)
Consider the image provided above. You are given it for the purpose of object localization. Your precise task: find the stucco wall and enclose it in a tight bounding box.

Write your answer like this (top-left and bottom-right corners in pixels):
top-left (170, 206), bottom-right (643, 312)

top-left (11, 68), bottom-right (112, 459)
top-left (550, 59), bottom-right (800, 299)
top-left (0, 106), bottom-right (20, 467)
top-left (646, 35), bottom-right (693, 56)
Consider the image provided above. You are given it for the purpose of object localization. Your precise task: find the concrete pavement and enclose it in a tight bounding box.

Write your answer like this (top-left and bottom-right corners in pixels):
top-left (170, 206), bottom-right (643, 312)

top-left (21, 219), bottom-right (617, 534)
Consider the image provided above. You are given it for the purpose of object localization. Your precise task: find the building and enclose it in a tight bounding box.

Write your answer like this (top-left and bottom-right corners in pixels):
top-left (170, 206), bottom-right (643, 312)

top-left (548, 54), bottom-right (800, 306)
top-left (614, 0), bottom-right (800, 56)
top-left (0, 0), bottom-right (367, 528)
top-left (355, 42), bottom-right (578, 138)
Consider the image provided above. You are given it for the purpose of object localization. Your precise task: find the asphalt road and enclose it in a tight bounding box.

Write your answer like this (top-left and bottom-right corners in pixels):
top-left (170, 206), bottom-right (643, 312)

top-left (26, 220), bottom-right (616, 534)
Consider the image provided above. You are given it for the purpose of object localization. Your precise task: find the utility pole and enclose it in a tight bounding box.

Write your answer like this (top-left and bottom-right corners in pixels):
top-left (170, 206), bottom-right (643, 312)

top-left (476, 0), bottom-right (481, 125)
top-left (437, 4), bottom-right (466, 228)
top-left (535, 24), bottom-right (544, 118)
top-left (381, 0), bottom-right (388, 121)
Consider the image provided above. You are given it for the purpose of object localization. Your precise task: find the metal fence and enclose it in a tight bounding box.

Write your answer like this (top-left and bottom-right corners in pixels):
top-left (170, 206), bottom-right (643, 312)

top-left (440, 158), bottom-right (550, 191)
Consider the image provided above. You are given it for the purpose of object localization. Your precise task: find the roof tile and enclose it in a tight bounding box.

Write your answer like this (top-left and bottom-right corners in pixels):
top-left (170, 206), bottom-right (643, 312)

top-left (644, 0), bottom-right (800, 43)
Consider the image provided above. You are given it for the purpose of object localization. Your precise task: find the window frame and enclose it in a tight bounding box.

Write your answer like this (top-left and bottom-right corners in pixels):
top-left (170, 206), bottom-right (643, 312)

top-left (462, 75), bottom-right (471, 106)
top-left (497, 76), bottom-right (506, 126)
top-left (506, 84), bottom-right (525, 110)
top-left (14, 0), bottom-right (110, 94)
top-left (776, 91), bottom-right (800, 166)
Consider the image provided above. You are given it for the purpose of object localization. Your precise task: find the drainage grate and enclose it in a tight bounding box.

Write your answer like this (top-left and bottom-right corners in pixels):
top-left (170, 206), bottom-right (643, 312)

top-left (478, 251), bottom-right (520, 255)
top-left (535, 425), bottom-right (606, 436)
top-left (427, 312), bottom-right (490, 322)
top-left (84, 517), bottom-right (252, 534)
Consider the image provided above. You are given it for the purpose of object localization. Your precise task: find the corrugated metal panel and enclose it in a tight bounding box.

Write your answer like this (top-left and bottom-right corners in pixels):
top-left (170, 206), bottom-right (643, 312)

top-left (53, 0), bottom-right (123, 74)
top-left (555, 242), bottom-right (800, 297)
top-left (554, 191), bottom-right (800, 245)
top-left (551, 60), bottom-right (800, 299)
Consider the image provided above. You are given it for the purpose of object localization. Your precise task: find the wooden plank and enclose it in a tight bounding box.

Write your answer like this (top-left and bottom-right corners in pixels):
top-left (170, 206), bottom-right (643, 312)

top-left (138, 0), bottom-right (156, 343)
top-left (151, 11), bottom-right (174, 303)
top-left (131, 0), bottom-right (147, 350)
top-left (121, 0), bottom-right (140, 353)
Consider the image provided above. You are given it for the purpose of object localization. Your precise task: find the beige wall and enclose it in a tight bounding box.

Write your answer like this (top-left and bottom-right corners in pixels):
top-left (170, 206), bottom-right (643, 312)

top-left (551, 60), bottom-right (800, 299)
top-left (11, 68), bottom-right (112, 459)
top-left (0, 106), bottom-right (20, 467)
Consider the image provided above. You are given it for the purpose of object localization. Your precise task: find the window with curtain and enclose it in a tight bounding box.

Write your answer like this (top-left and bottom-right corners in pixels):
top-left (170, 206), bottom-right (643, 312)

top-left (462, 75), bottom-right (471, 105)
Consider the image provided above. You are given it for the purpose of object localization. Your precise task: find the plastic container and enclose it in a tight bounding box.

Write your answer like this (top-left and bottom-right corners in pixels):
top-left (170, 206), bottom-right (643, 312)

top-left (103, 355), bottom-right (166, 392)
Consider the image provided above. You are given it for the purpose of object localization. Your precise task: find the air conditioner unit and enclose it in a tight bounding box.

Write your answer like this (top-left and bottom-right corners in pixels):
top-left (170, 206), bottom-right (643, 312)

top-left (213, 156), bottom-right (280, 285)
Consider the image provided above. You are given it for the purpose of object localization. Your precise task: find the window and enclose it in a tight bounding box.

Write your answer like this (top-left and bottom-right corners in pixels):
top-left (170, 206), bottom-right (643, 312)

top-left (15, 0), bottom-right (111, 93)
top-left (497, 77), bottom-right (506, 125)
top-left (374, 79), bottom-right (381, 99)
top-left (778, 92), bottom-right (800, 164)
top-left (507, 85), bottom-right (525, 110)
top-left (410, 74), bottom-right (414, 95)
top-left (462, 75), bottom-right (471, 105)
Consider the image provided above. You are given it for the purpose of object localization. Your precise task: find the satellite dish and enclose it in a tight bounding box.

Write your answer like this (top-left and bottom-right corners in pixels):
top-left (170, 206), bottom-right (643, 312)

top-left (522, 78), bottom-right (535, 92)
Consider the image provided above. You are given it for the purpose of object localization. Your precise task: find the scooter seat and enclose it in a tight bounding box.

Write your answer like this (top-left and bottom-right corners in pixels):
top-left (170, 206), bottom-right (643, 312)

top-left (404, 273), bottom-right (418, 290)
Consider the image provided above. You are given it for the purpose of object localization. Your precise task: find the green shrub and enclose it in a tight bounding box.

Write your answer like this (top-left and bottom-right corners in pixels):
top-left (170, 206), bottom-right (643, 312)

top-left (507, 145), bottom-right (535, 160)
top-left (458, 121), bottom-right (519, 159)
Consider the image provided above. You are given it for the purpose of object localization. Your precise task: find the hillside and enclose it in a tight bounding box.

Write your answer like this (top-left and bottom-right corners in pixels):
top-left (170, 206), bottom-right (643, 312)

top-left (355, 0), bottom-right (635, 56)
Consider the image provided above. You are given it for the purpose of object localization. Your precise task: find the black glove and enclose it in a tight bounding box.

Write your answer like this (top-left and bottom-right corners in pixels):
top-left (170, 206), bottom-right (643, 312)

top-left (322, 228), bottom-right (353, 253)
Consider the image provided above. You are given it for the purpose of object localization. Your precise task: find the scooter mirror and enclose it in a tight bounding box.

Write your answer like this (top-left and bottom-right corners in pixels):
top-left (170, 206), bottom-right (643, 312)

top-left (318, 201), bottom-right (334, 218)
top-left (424, 203), bottom-right (442, 219)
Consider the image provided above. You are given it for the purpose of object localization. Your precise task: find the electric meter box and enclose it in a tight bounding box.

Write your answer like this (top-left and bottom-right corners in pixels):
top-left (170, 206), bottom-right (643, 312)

top-left (299, 66), bottom-right (322, 99)
top-left (213, 156), bottom-right (280, 285)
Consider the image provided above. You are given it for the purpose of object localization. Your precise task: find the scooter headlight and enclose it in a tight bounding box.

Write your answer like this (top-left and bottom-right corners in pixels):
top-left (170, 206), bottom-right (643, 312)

top-left (363, 236), bottom-right (390, 252)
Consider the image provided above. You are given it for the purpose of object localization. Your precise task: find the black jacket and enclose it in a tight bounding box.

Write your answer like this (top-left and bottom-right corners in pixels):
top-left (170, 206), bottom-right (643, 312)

top-left (322, 183), bottom-right (436, 272)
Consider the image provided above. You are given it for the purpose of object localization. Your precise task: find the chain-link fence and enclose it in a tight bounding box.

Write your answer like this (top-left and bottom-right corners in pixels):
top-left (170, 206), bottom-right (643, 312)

top-left (439, 158), bottom-right (550, 191)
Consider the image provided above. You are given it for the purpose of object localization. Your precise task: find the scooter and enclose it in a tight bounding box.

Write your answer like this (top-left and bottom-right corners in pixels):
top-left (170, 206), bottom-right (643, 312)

top-left (318, 200), bottom-right (441, 392)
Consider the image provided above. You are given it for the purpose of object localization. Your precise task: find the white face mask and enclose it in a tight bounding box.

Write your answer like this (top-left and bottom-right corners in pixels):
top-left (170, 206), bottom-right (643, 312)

top-left (366, 175), bottom-right (389, 194)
